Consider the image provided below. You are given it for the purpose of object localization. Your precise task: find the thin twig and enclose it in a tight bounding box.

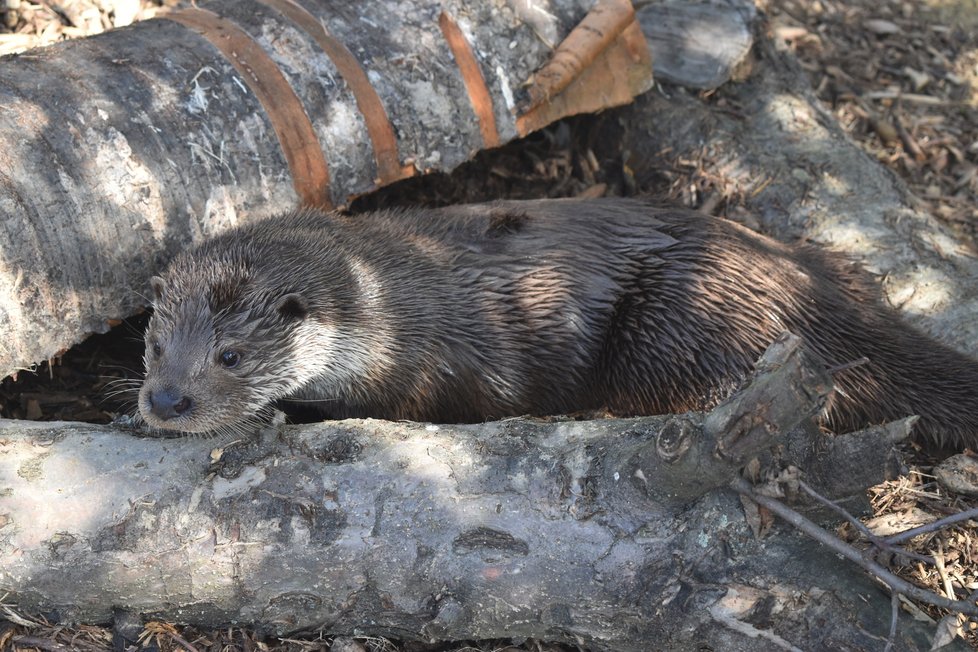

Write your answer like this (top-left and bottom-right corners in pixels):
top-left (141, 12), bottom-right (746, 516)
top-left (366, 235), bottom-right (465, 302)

top-left (10, 636), bottom-right (71, 652)
top-left (883, 591), bottom-right (899, 652)
top-left (885, 507), bottom-right (978, 545)
top-left (797, 479), bottom-right (934, 564)
top-left (934, 542), bottom-right (955, 602)
top-left (862, 90), bottom-right (961, 106)
top-left (166, 631), bottom-right (201, 652)
top-left (731, 477), bottom-right (978, 617)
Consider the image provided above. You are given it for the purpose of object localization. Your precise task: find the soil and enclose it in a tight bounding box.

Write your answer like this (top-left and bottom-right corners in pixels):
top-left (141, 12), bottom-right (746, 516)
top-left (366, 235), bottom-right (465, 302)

top-left (1, 1), bottom-right (977, 651)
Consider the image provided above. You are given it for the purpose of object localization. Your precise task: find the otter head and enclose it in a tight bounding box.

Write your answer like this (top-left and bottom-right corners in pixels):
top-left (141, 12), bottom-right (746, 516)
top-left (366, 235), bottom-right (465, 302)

top-left (138, 256), bottom-right (311, 436)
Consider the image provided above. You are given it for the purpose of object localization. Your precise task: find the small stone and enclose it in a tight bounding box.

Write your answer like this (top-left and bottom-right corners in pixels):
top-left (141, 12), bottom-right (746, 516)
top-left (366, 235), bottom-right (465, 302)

top-left (864, 19), bottom-right (901, 35)
top-left (935, 454), bottom-right (978, 497)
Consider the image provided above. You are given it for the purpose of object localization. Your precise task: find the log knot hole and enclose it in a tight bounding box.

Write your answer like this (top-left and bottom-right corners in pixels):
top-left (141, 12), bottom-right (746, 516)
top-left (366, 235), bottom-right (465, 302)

top-left (452, 527), bottom-right (530, 556)
top-left (655, 417), bottom-right (696, 463)
top-left (309, 432), bottom-right (363, 464)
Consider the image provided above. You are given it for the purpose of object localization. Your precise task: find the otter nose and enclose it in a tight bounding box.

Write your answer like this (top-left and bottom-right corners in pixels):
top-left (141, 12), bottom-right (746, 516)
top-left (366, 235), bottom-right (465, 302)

top-left (149, 389), bottom-right (193, 420)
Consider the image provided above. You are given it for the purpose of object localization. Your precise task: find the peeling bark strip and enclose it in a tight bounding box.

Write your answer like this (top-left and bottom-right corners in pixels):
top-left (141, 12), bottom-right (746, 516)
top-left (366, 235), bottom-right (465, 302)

top-left (256, 0), bottom-right (413, 186)
top-left (516, 0), bottom-right (652, 135)
top-left (164, 7), bottom-right (333, 208)
top-left (439, 12), bottom-right (500, 149)
top-left (527, 0), bottom-right (637, 104)
top-left (0, 0), bottom-right (654, 378)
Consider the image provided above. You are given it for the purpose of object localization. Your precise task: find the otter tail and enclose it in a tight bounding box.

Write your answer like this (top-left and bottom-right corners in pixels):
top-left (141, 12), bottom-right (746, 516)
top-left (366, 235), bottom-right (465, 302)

top-left (792, 246), bottom-right (978, 450)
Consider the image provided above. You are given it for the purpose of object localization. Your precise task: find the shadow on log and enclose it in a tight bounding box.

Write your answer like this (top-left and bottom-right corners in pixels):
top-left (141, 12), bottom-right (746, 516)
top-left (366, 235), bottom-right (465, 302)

top-left (0, 335), bottom-right (946, 651)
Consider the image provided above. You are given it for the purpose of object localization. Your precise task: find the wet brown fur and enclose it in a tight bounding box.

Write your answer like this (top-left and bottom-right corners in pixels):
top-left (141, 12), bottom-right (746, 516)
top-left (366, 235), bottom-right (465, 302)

top-left (139, 198), bottom-right (978, 448)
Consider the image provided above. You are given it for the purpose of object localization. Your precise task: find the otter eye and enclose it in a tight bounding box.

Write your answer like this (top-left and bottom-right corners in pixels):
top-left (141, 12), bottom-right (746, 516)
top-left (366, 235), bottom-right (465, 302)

top-left (219, 350), bottom-right (241, 368)
top-left (151, 342), bottom-right (161, 357)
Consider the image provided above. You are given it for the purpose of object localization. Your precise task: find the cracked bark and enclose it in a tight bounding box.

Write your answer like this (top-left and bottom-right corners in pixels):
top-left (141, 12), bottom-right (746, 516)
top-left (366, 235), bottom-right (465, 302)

top-left (0, 336), bottom-right (949, 651)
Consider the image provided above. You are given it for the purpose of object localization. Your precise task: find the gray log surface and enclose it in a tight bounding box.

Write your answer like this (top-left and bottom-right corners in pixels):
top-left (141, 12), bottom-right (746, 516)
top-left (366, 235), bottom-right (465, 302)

top-left (0, 336), bottom-right (951, 651)
top-left (638, 0), bottom-right (756, 89)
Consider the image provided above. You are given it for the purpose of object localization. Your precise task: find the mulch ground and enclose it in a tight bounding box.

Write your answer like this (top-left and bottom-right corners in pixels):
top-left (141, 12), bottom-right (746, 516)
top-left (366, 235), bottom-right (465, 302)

top-left (760, 0), bottom-right (978, 642)
top-left (763, 0), bottom-right (978, 247)
top-left (1, 0), bottom-right (977, 650)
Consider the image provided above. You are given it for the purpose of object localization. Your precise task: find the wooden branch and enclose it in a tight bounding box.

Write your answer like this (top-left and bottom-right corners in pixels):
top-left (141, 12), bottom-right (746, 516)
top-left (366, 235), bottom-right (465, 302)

top-left (0, 336), bottom-right (936, 651)
top-left (732, 477), bottom-right (978, 617)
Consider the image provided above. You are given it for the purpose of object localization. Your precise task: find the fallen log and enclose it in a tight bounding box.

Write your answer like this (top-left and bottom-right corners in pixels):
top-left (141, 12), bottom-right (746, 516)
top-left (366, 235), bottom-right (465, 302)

top-left (0, 335), bottom-right (941, 650)
top-left (0, 0), bottom-right (652, 379)
top-left (608, 23), bottom-right (978, 355)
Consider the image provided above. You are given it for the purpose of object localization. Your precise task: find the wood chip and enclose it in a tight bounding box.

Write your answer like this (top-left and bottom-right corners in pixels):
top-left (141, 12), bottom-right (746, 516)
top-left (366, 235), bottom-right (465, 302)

top-left (864, 18), bottom-right (901, 35)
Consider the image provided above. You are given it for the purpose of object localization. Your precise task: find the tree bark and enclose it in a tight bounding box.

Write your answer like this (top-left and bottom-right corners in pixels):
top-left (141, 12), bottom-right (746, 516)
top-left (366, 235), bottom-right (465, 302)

top-left (0, 0), bottom-right (651, 379)
top-left (0, 336), bottom-right (947, 651)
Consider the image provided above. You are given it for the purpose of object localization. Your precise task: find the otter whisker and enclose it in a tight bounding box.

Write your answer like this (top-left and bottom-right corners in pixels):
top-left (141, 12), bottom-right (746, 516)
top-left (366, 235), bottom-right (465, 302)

top-left (279, 396), bottom-right (341, 405)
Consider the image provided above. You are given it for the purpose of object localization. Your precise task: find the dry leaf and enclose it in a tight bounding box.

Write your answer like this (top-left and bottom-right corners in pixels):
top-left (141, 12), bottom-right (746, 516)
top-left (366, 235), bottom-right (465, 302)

top-left (930, 613), bottom-right (965, 650)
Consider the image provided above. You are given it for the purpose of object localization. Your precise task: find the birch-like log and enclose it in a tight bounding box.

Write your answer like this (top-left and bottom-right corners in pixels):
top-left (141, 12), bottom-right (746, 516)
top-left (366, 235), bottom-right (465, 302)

top-left (0, 0), bottom-right (652, 379)
top-left (0, 336), bottom-right (937, 651)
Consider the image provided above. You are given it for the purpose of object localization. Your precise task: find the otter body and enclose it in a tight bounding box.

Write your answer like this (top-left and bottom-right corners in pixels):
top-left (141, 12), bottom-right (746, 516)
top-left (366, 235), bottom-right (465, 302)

top-left (139, 198), bottom-right (978, 447)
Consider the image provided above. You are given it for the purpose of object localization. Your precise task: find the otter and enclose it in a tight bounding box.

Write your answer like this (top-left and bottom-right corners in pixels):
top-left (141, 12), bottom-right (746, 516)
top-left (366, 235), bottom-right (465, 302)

top-left (138, 198), bottom-right (978, 448)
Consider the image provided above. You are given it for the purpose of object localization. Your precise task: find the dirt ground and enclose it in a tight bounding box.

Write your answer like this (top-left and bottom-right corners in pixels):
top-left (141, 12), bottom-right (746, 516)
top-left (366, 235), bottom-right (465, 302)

top-left (763, 0), bottom-right (978, 245)
top-left (0, 1), bottom-right (977, 651)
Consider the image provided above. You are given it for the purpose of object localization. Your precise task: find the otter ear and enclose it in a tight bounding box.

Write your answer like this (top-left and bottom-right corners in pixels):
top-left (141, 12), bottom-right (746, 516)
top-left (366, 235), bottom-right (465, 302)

top-left (277, 293), bottom-right (309, 320)
top-left (149, 276), bottom-right (165, 302)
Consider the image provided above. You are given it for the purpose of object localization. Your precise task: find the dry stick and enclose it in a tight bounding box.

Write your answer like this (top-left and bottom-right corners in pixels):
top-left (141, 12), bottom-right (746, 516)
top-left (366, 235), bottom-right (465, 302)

top-left (883, 592), bottom-right (900, 652)
top-left (885, 507), bottom-right (978, 545)
top-left (893, 109), bottom-right (926, 163)
top-left (797, 479), bottom-right (935, 565)
top-left (730, 477), bottom-right (978, 617)
top-left (10, 636), bottom-right (72, 652)
top-left (862, 90), bottom-right (960, 106)
top-left (164, 631), bottom-right (201, 652)
top-left (935, 542), bottom-right (956, 603)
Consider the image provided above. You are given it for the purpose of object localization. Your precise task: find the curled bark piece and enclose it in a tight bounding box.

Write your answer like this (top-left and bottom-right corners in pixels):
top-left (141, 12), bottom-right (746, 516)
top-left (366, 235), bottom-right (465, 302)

top-left (524, 0), bottom-right (638, 104)
top-left (517, 0), bottom-right (652, 135)
top-left (165, 5), bottom-right (333, 208)
top-left (255, 0), bottom-right (413, 186)
top-left (439, 11), bottom-right (500, 148)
